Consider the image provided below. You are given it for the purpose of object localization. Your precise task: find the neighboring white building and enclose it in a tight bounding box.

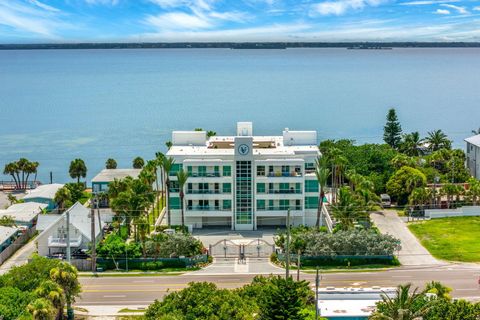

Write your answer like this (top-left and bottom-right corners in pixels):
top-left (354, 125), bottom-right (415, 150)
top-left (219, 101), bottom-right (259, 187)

top-left (465, 134), bottom-right (480, 180)
top-left (36, 202), bottom-right (105, 257)
top-left (23, 183), bottom-right (64, 210)
top-left (91, 169), bottom-right (142, 207)
top-left (0, 226), bottom-right (19, 253)
top-left (0, 202), bottom-right (48, 227)
top-left (166, 122), bottom-right (321, 230)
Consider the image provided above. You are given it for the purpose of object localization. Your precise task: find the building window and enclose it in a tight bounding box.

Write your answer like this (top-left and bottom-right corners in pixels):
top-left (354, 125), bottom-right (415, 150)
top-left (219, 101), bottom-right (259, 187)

top-left (223, 199), bottom-right (232, 210)
top-left (169, 196), bottom-right (181, 209)
top-left (170, 181), bottom-right (180, 193)
top-left (170, 164), bottom-right (183, 176)
top-left (268, 199), bottom-right (274, 210)
top-left (305, 180), bottom-right (319, 193)
top-left (256, 183), bottom-right (265, 193)
top-left (295, 183), bottom-right (301, 193)
top-left (279, 199), bottom-right (289, 210)
top-left (305, 196), bottom-right (319, 209)
top-left (223, 166), bottom-right (231, 176)
top-left (257, 199), bottom-right (265, 210)
top-left (257, 166), bottom-right (265, 176)
top-left (223, 183), bottom-right (231, 193)
top-left (198, 166), bottom-right (207, 176)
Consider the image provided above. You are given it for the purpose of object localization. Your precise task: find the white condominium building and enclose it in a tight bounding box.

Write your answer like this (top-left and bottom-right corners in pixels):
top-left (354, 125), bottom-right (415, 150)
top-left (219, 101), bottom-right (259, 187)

top-left (166, 122), bottom-right (321, 230)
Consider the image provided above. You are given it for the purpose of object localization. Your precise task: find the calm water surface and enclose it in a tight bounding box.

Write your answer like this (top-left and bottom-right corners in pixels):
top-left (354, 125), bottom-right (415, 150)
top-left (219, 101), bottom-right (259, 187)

top-left (0, 48), bottom-right (479, 182)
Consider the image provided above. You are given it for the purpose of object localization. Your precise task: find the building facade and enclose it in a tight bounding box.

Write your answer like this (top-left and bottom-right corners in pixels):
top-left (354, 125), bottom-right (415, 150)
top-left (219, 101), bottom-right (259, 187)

top-left (166, 122), bottom-right (321, 230)
top-left (465, 134), bottom-right (480, 180)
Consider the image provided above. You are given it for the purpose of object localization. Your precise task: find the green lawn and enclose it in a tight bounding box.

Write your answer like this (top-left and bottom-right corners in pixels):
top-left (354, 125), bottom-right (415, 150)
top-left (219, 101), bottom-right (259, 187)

top-left (408, 216), bottom-right (480, 262)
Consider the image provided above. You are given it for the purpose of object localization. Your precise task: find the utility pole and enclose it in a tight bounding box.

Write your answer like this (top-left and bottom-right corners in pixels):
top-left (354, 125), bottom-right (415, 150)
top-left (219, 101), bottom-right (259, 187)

top-left (66, 208), bottom-right (71, 264)
top-left (90, 196), bottom-right (96, 272)
top-left (285, 208), bottom-right (291, 279)
top-left (315, 267), bottom-right (320, 320)
top-left (49, 171), bottom-right (53, 184)
top-left (297, 249), bottom-right (301, 281)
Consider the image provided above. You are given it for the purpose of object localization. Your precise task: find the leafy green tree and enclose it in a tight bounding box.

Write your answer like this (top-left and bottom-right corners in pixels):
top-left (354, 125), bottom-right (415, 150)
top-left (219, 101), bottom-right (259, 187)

top-left (408, 187), bottom-right (432, 207)
top-left (68, 159), bottom-right (87, 184)
top-left (391, 154), bottom-right (417, 169)
top-left (165, 141), bottom-right (173, 150)
top-left (465, 178), bottom-right (480, 205)
top-left (0, 286), bottom-right (34, 320)
top-left (425, 281), bottom-right (451, 300)
top-left (54, 186), bottom-right (72, 213)
top-left (34, 280), bottom-right (65, 320)
top-left (331, 187), bottom-right (364, 230)
top-left (3, 158), bottom-right (39, 190)
top-left (383, 108), bottom-right (403, 149)
top-left (145, 282), bottom-right (256, 320)
top-left (105, 158), bottom-right (117, 169)
top-left (440, 183), bottom-right (462, 208)
top-left (426, 299), bottom-right (480, 320)
top-left (425, 129), bottom-right (452, 152)
top-left (50, 262), bottom-right (81, 320)
top-left (370, 284), bottom-right (431, 320)
top-left (133, 156), bottom-right (145, 169)
top-left (315, 157), bottom-right (330, 228)
top-left (400, 131), bottom-right (424, 156)
top-left (386, 166), bottom-right (427, 205)
top-left (27, 298), bottom-right (56, 320)
top-left (145, 233), bottom-right (203, 258)
top-left (176, 169), bottom-right (189, 228)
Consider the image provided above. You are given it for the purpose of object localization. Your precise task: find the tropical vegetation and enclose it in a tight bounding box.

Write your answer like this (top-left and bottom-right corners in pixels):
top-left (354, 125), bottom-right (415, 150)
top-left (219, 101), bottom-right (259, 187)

top-left (3, 158), bottom-right (39, 190)
top-left (68, 159), bottom-right (87, 184)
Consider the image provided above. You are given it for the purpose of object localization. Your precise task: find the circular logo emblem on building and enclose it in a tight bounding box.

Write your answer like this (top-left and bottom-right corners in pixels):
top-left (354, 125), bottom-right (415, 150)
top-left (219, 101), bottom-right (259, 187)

top-left (238, 144), bottom-right (250, 155)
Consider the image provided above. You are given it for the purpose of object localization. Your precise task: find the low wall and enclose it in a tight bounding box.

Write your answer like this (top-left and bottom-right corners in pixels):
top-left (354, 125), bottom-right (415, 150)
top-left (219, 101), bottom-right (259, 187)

top-left (0, 227), bottom-right (36, 265)
top-left (425, 206), bottom-right (480, 219)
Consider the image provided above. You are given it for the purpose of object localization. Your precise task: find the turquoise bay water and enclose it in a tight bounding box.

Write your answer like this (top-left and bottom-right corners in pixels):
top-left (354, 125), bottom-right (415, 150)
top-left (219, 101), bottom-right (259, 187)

top-left (1, 48), bottom-right (479, 183)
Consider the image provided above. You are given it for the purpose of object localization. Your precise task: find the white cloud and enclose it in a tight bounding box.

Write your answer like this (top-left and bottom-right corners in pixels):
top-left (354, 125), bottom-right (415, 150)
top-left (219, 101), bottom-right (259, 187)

top-left (145, 12), bottom-right (212, 29)
top-left (209, 11), bottom-right (250, 22)
top-left (29, 0), bottom-right (60, 12)
top-left (441, 3), bottom-right (468, 14)
top-left (311, 0), bottom-right (386, 16)
top-left (474, 6), bottom-right (480, 11)
top-left (84, 0), bottom-right (119, 5)
top-left (435, 8), bottom-right (450, 14)
top-left (400, 0), bottom-right (458, 5)
top-left (149, 0), bottom-right (185, 7)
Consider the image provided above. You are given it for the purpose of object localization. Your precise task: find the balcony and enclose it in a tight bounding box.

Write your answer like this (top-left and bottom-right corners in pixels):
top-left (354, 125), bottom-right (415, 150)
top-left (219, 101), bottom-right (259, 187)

top-left (257, 206), bottom-right (303, 211)
top-left (187, 206), bottom-right (231, 211)
top-left (48, 235), bottom-right (82, 248)
top-left (263, 189), bottom-right (302, 194)
top-left (187, 190), bottom-right (222, 194)
top-left (266, 172), bottom-right (302, 177)
top-left (189, 172), bottom-right (221, 177)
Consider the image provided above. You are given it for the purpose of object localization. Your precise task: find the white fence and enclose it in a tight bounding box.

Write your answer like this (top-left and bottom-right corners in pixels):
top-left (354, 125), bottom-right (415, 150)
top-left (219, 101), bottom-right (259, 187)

top-left (425, 206), bottom-right (480, 219)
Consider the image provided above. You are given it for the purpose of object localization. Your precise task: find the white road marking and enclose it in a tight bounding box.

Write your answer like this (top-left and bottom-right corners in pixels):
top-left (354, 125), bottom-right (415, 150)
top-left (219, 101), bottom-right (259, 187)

top-left (132, 280), bottom-right (154, 283)
top-left (103, 295), bottom-right (126, 298)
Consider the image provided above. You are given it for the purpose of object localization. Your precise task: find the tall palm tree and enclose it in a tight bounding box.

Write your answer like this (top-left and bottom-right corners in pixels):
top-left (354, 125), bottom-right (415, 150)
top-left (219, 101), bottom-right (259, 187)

top-left (331, 187), bottom-right (362, 230)
top-left (27, 298), bottom-right (56, 320)
top-left (3, 161), bottom-right (20, 189)
top-left (425, 129), bottom-right (451, 151)
top-left (69, 159), bottom-right (87, 184)
top-left (35, 280), bottom-right (65, 320)
top-left (155, 152), bottom-right (165, 208)
top-left (54, 187), bottom-right (72, 213)
top-left (132, 156), bottom-right (145, 169)
top-left (162, 157), bottom-right (175, 226)
top-left (370, 284), bottom-right (431, 320)
top-left (400, 132), bottom-right (424, 156)
top-left (176, 169), bottom-right (189, 229)
top-left (50, 262), bottom-right (81, 320)
top-left (165, 141), bottom-right (173, 150)
top-left (315, 157), bottom-right (330, 228)
top-left (105, 158), bottom-right (117, 169)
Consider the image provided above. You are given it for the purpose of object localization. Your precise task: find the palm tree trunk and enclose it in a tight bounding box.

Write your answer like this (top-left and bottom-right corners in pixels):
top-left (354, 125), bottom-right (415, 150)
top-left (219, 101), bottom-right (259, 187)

top-left (166, 180), bottom-right (171, 226)
top-left (25, 173), bottom-right (30, 190)
top-left (180, 193), bottom-right (185, 228)
top-left (316, 188), bottom-right (324, 228)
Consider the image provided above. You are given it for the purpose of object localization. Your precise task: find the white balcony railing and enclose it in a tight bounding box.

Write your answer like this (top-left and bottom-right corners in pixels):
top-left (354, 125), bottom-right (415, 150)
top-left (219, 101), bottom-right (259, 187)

top-left (48, 235), bottom-right (82, 248)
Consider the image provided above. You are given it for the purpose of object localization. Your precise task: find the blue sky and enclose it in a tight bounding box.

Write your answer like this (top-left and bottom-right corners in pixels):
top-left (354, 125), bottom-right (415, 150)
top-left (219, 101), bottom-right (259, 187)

top-left (1, 0), bottom-right (480, 42)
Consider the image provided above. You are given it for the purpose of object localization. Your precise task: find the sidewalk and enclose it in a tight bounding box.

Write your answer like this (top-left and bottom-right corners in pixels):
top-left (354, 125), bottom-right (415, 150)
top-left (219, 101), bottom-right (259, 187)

top-left (0, 237), bottom-right (36, 275)
top-left (370, 210), bottom-right (445, 266)
top-left (187, 257), bottom-right (284, 276)
top-left (75, 305), bottom-right (148, 318)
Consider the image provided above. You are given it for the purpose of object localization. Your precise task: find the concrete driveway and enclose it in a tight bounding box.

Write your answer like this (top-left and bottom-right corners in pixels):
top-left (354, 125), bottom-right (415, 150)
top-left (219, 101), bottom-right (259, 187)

top-left (370, 210), bottom-right (445, 266)
top-left (188, 257), bottom-right (284, 275)
top-left (192, 228), bottom-right (278, 247)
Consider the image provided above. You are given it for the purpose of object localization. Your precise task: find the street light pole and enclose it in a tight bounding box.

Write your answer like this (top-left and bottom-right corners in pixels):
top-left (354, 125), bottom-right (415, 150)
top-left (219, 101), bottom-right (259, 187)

top-left (90, 196), bottom-right (96, 272)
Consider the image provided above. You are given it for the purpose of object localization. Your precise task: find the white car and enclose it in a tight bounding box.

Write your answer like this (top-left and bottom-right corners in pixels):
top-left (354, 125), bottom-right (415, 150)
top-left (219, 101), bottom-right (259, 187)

top-left (380, 194), bottom-right (391, 207)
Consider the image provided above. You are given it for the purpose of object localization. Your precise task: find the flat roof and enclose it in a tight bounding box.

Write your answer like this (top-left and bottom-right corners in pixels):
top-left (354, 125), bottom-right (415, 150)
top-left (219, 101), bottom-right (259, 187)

top-left (91, 169), bottom-right (142, 183)
top-left (465, 134), bottom-right (480, 148)
top-left (0, 202), bottom-right (48, 223)
top-left (319, 299), bottom-right (377, 317)
top-left (24, 183), bottom-right (64, 200)
top-left (0, 226), bottom-right (19, 244)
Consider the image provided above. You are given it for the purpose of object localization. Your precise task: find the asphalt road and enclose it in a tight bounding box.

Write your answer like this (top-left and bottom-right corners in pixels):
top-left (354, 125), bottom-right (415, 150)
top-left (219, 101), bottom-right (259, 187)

top-left (78, 264), bottom-right (480, 306)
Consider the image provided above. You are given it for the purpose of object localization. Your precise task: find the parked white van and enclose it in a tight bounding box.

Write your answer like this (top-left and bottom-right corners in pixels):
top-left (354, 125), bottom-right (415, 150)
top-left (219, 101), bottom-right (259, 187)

top-left (380, 194), bottom-right (391, 207)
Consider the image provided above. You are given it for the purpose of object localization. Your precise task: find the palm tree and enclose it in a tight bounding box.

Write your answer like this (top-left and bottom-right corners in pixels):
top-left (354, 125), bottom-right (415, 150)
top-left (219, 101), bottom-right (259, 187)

top-left (466, 178), bottom-right (480, 205)
top-left (400, 132), bottom-right (424, 156)
top-left (425, 129), bottom-right (451, 152)
top-left (206, 130), bottom-right (217, 138)
top-left (165, 141), bottom-right (173, 150)
top-left (370, 284), bottom-right (431, 320)
top-left (136, 215), bottom-right (149, 257)
top-left (132, 156), bottom-right (145, 169)
top-left (69, 159), bottom-right (87, 184)
top-left (3, 161), bottom-right (20, 189)
top-left (50, 262), bottom-right (81, 320)
top-left (155, 152), bottom-right (165, 207)
top-left (162, 157), bottom-right (175, 226)
top-left (331, 187), bottom-right (363, 230)
top-left (54, 187), bottom-right (72, 213)
top-left (425, 281), bottom-right (451, 300)
top-left (315, 157), bottom-right (330, 228)
top-left (27, 298), bottom-right (56, 320)
top-left (176, 169), bottom-right (189, 229)
top-left (105, 158), bottom-right (117, 169)
top-left (408, 187), bottom-right (432, 207)
top-left (35, 280), bottom-right (65, 320)
top-left (440, 183), bottom-right (460, 208)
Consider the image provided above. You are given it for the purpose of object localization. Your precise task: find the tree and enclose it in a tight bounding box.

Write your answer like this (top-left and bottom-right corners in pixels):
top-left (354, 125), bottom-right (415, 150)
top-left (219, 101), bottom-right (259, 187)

top-left (400, 132), bottom-right (424, 156)
top-left (465, 178), bottom-right (480, 206)
top-left (331, 187), bottom-right (364, 230)
top-left (425, 129), bottom-right (452, 152)
top-left (105, 158), bottom-right (117, 169)
top-left (206, 130), bottom-right (216, 138)
top-left (0, 286), bottom-right (34, 320)
top-left (0, 215), bottom-right (15, 227)
top-left (3, 161), bottom-right (20, 189)
top-left (7, 193), bottom-right (19, 206)
top-left (132, 156), bottom-right (145, 169)
top-left (165, 141), bottom-right (173, 150)
top-left (386, 166), bottom-right (427, 205)
top-left (440, 183), bottom-right (461, 209)
top-left (68, 159), bottom-right (87, 184)
top-left (425, 281), bottom-right (451, 300)
top-left (408, 187), bottom-right (432, 207)
top-left (371, 284), bottom-right (432, 320)
top-left (50, 262), bottom-right (81, 320)
top-left (3, 159), bottom-right (39, 190)
top-left (34, 280), bottom-right (65, 320)
top-left (426, 299), bottom-right (480, 320)
top-left (54, 187), bottom-right (72, 213)
top-left (162, 157), bottom-right (175, 226)
top-left (315, 157), bottom-right (330, 228)
top-left (176, 169), bottom-right (189, 228)
top-left (383, 108), bottom-right (403, 149)
top-left (27, 298), bottom-right (56, 320)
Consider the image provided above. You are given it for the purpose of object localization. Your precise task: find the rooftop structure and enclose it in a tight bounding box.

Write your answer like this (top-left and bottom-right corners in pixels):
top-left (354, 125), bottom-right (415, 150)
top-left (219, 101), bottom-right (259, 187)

top-left (0, 202), bottom-right (48, 226)
top-left (23, 183), bottom-right (64, 210)
top-left (91, 169), bottom-right (142, 184)
top-left (166, 122), bottom-right (321, 231)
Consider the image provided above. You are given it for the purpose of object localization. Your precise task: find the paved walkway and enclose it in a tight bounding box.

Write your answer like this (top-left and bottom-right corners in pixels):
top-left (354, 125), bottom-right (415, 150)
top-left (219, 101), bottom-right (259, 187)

top-left (0, 237), bottom-right (36, 275)
top-left (193, 228), bottom-right (277, 247)
top-left (188, 257), bottom-right (284, 275)
top-left (370, 210), bottom-right (444, 266)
